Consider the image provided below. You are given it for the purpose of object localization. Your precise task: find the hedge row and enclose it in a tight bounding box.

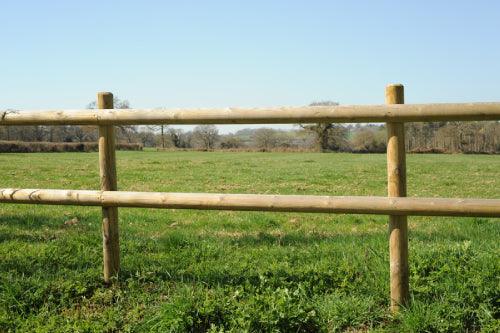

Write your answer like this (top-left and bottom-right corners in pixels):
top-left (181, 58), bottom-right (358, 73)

top-left (0, 141), bottom-right (143, 153)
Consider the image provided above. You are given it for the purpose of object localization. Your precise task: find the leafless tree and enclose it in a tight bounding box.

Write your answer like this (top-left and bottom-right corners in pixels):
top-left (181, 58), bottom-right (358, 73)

top-left (253, 128), bottom-right (279, 150)
top-left (193, 125), bottom-right (219, 150)
top-left (301, 101), bottom-right (348, 152)
top-left (351, 126), bottom-right (386, 152)
top-left (147, 125), bottom-right (168, 148)
top-left (220, 134), bottom-right (244, 149)
top-left (166, 128), bottom-right (185, 148)
top-left (87, 97), bottom-right (137, 143)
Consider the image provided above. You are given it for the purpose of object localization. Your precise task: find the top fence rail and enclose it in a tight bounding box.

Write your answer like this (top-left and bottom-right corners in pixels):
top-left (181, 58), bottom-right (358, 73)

top-left (2, 102), bottom-right (500, 125)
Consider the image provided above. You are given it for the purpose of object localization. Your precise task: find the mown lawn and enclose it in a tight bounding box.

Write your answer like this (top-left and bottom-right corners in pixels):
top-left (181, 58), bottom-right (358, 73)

top-left (0, 151), bottom-right (499, 332)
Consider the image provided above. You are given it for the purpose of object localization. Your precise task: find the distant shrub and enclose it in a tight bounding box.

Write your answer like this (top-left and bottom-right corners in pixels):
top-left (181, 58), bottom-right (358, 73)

top-left (156, 147), bottom-right (316, 153)
top-left (351, 128), bottom-right (387, 153)
top-left (116, 143), bottom-right (143, 151)
top-left (219, 135), bottom-right (244, 149)
top-left (409, 147), bottom-right (449, 154)
top-left (0, 141), bottom-right (142, 153)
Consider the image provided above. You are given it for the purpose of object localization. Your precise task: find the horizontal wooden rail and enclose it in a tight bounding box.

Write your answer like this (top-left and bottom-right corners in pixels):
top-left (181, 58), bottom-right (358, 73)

top-left (1, 189), bottom-right (499, 217)
top-left (2, 102), bottom-right (500, 125)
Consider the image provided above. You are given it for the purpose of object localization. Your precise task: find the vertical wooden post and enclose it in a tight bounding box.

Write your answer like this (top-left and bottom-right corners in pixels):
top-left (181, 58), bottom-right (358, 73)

top-left (385, 84), bottom-right (409, 311)
top-left (98, 92), bottom-right (119, 283)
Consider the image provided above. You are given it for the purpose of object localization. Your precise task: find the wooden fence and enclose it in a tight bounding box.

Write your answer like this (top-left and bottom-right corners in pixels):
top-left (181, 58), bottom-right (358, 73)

top-left (1, 84), bottom-right (499, 312)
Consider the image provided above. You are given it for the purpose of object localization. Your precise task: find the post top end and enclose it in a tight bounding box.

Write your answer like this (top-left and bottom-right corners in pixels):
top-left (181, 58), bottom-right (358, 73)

top-left (386, 83), bottom-right (404, 88)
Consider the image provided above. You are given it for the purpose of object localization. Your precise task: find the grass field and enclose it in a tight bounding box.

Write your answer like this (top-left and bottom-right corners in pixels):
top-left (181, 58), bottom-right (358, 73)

top-left (0, 151), bottom-right (499, 332)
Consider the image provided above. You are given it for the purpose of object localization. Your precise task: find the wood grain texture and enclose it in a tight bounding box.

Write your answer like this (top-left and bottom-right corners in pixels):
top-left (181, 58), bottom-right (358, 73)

top-left (1, 189), bottom-right (499, 217)
top-left (386, 84), bottom-right (409, 312)
top-left (2, 103), bottom-right (500, 125)
top-left (98, 92), bottom-right (119, 284)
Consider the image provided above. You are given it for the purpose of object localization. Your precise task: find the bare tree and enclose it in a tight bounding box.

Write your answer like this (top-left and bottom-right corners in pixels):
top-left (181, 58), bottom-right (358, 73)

top-left (167, 128), bottom-right (187, 148)
top-left (253, 128), bottom-right (279, 151)
top-left (351, 126), bottom-right (386, 152)
top-left (220, 134), bottom-right (244, 149)
top-left (147, 125), bottom-right (168, 148)
top-left (87, 97), bottom-right (137, 143)
top-left (137, 130), bottom-right (157, 147)
top-left (301, 101), bottom-right (349, 152)
top-left (193, 125), bottom-right (219, 150)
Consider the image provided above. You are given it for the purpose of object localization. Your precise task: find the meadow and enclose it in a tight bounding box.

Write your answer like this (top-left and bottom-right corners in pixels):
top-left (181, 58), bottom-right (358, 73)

top-left (0, 151), bottom-right (498, 332)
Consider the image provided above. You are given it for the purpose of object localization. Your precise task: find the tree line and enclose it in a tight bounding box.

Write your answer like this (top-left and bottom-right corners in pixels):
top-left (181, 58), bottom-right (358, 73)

top-left (3, 122), bottom-right (497, 154)
top-left (1, 100), bottom-right (498, 153)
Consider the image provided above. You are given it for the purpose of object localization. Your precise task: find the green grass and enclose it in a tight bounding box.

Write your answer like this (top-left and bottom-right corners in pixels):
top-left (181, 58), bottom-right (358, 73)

top-left (0, 151), bottom-right (499, 332)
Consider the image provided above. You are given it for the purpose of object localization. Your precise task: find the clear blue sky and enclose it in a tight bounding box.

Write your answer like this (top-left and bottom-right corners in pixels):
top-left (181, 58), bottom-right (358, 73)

top-left (1, 1), bottom-right (499, 133)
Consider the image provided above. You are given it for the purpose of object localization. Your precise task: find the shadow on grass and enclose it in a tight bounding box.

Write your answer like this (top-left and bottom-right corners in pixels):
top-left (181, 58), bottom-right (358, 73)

top-left (409, 218), bottom-right (499, 243)
top-left (0, 214), bottom-right (67, 245)
top-left (411, 230), bottom-right (474, 243)
top-left (0, 231), bottom-right (54, 244)
top-left (0, 214), bottom-right (102, 276)
top-left (117, 231), bottom-right (389, 291)
top-left (0, 213), bottom-right (69, 229)
top-left (0, 212), bottom-right (99, 231)
top-left (203, 230), bottom-right (387, 247)
top-left (8, 214), bottom-right (493, 293)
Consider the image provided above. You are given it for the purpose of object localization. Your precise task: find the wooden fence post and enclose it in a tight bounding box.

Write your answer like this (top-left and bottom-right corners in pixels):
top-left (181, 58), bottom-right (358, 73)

top-left (98, 92), bottom-right (119, 283)
top-left (385, 84), bottom-right (409, 311)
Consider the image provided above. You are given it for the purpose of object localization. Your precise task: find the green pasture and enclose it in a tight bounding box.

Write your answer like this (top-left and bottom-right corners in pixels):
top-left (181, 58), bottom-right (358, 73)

top-left (0, 151), bottom-right (498, 332)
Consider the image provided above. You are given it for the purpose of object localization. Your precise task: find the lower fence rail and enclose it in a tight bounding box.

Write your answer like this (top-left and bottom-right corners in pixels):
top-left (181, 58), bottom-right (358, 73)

top-left (1, 188), bottom-right (499, 217)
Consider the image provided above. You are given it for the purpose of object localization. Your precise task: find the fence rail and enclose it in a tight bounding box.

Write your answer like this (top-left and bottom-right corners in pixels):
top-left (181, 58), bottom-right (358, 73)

top-left (1, 84), bottom-right (499, 312)
top-left (1, 189), bottom-right (500, 217)
top-left (2, 102), bottom-right (500, 125)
